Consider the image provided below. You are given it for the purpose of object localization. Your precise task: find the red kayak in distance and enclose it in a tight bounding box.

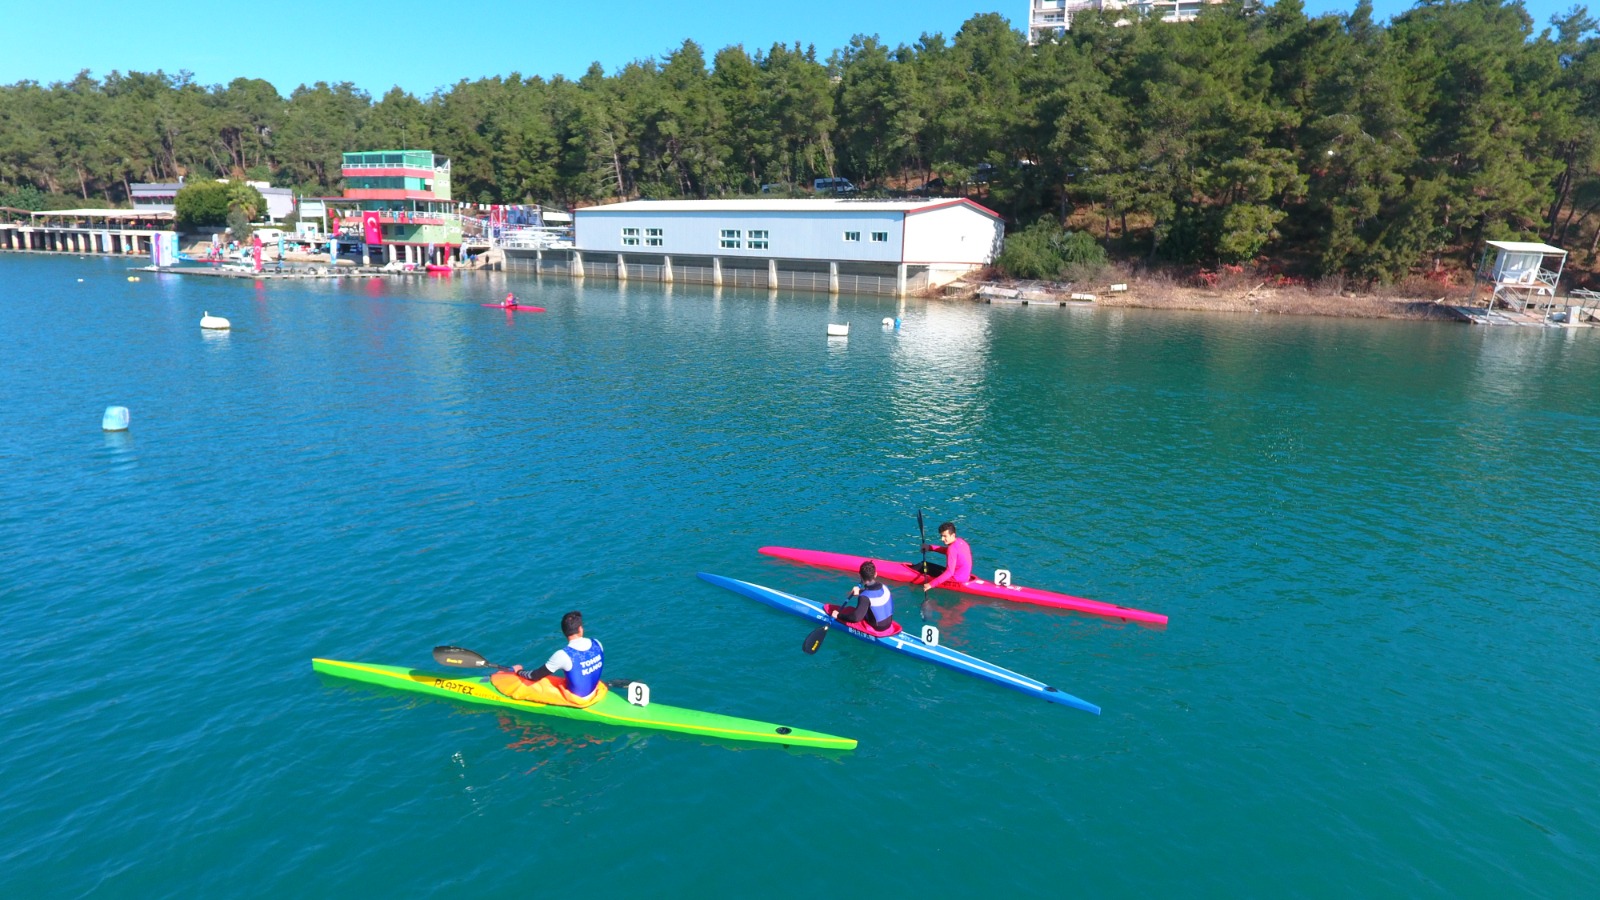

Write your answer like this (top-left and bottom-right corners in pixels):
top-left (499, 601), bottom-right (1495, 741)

top-left (757, 546), bottom-right (1168, 626)
top-left (481, 303), bottom-right (546, 312)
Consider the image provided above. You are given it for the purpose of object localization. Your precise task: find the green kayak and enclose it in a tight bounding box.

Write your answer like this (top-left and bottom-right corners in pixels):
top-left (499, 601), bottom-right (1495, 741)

top-left (312, 658), bottom-right (857, 750)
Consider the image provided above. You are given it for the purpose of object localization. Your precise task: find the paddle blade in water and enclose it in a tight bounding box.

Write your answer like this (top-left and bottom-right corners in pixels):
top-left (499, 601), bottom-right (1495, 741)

top-left (802, 626), bottom-right (828, 655)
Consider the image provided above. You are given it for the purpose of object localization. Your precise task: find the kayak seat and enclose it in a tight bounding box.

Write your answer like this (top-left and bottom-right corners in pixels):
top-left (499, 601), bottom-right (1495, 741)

top-left (822, 604), bottom-right (903, 637)
top-left (489, 671), bottom-right (608, 708)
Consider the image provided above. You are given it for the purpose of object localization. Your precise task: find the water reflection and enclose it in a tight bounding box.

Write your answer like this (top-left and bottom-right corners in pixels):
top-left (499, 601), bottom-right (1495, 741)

top-left (887, 305), bottom-right (994, 493)
top-left (100, 430), bottom-right (137, 471)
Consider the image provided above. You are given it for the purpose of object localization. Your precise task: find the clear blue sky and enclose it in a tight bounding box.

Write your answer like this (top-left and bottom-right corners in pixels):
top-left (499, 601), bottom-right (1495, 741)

top-left (1, 1), bottom-right (1581, 97)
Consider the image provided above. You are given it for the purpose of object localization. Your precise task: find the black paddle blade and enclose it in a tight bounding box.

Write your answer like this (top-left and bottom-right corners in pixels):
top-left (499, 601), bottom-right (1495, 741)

top-left (802, 625), bottom-right (829, 655)
top-left (433, 646), bottom-right (490, 668)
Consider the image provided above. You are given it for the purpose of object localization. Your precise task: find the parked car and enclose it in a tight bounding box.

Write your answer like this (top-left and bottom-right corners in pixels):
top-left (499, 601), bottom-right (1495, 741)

top-left (813, 177), bottom-right (857, 194)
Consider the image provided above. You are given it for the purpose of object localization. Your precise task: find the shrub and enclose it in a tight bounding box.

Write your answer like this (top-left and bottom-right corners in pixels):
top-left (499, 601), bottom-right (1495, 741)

top-left (996, 218), bottom-right (1108, 281)
top-left (0, 184), bottom-right (48, 210)
top-left (175, 180), bottom-right (268, 229)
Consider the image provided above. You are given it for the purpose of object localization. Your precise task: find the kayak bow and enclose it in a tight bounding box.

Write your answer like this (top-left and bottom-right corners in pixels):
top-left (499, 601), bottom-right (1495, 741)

top-left (311, 658), bottom-right (856, 750)
top-left (758, 546), bottom-right (1167, 626)
top-left (697, 573), bottom-right (1101, 715)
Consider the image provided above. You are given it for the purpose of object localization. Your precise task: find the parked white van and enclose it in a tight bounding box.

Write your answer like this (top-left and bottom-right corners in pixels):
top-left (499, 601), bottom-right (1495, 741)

top-left (813, 177), bottom-right (857, 194)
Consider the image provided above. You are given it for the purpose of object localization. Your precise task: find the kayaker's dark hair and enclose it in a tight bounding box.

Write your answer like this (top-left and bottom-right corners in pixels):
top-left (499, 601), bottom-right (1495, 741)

top-left (939, 522), bottom-right (957, 535)
top-left (859, 560), bottom-right (877, 582)
top-left (561, 611), bottom-right (584, 637)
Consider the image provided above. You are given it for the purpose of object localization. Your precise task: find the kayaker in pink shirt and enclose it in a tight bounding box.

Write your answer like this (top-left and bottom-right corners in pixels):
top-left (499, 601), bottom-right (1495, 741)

top-left (922, 522), bottom-right (972, 592)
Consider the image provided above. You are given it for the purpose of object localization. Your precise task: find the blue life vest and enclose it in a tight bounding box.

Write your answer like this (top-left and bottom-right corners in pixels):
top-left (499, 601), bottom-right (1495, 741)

top-left (564, 639), bottom-right (604, 698)
top-left (861, 583), bottom-right (893, 622)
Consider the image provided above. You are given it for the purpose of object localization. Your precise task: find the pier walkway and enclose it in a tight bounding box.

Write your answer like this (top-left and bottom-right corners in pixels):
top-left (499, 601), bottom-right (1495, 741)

top-left (1, 208), bottom-right (173, 257)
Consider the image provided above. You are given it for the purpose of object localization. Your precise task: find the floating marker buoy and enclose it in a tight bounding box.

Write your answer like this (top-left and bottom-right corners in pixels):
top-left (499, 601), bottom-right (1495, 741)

top-left (200, 311), bottom-right (231, 330)
top-left (127, 276), bottom-right (140, 282)
top-left (102, 406), bottom-right (130, 431)
top-left (827, 322), bottom-right (850, 337)
top-left (78, 278), bottom-right (84, 283)
top-left (882, 317), bottom-right (894, 326)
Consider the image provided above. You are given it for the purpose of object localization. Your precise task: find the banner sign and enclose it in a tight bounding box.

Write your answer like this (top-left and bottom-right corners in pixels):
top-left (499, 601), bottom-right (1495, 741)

top-left (362, 211), bottom-right (382, 245)
top-left (150, 231), bottom-right (179, 267)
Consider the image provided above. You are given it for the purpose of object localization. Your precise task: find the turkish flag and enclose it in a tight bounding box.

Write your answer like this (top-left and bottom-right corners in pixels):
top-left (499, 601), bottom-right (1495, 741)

top-left (362, 211), bottom-right (382, 245)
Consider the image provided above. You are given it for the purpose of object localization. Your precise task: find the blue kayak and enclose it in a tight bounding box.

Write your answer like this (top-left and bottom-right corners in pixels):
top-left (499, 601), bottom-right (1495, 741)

top-left (698, 572), bottom-right (1101, 715)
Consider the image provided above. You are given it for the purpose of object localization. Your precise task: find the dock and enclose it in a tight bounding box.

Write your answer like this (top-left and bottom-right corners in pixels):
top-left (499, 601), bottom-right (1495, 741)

top-left (1446, 302), bottom-right (1593, 328)
top-left (140, 264), bottom-right (469, 280)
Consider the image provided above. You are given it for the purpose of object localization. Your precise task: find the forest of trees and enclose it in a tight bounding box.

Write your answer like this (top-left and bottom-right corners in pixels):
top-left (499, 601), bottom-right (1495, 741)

top-left (3, 0), bottom-right (1599, 284)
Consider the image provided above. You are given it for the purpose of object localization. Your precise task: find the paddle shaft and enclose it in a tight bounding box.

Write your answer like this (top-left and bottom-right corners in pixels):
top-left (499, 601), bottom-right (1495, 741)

top-left (803, 597), bottom-right (849, 654)
top-left (434, 645), bottom-right (632, 689)
top-left (917, 509), bottom-right (928, 572)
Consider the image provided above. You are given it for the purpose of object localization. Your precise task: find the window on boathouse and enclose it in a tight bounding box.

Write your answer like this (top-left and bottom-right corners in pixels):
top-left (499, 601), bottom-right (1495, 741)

top-left (646, 228), bottom-right (664, 247)
top-left (748, 230), bottom-right (769, 250)
top-left (621, 227), bottom-right (641, 247)
top-left (720, 229), bottom-right (742, 249)
top-left (871, 231), bottom-right (888, 242)
top-left (843, 231), bottom-right (861, 242)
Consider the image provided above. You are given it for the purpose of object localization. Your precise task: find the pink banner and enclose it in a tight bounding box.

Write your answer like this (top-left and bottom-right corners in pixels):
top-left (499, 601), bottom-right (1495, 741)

top-left (362, 211), bottom-right (382, 245)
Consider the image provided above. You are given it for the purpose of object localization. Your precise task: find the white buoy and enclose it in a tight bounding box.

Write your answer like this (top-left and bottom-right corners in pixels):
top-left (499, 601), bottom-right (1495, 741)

top-left (78, 278), bottom-right (84, 283)
top-left (200, 311), bottom-right (231, 330)
top-left (127, 276), bottom-right (140, 282)
top-left (102, 406), bottom-right (130, 431)
top-left (882, 317), bottom-right (894, 326)
top-left (827, 322), bottom-right (850, 337)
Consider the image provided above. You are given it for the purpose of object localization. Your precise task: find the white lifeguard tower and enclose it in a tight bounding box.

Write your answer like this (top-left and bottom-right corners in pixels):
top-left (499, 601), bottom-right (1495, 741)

top-left (1470, 240), bottom-right (1566, 314)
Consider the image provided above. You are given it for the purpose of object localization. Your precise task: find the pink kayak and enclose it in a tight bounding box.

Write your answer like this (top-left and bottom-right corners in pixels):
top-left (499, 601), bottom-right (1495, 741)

top-left (481, 303), bottom-right (546, 312)
top-left (758, 546), bottom-right (1168, 626)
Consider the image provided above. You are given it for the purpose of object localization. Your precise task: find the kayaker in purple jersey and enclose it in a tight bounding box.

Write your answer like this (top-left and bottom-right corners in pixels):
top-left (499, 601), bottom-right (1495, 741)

top-left (922, 522), bottom-right (972, 592)
top-left (831, 560), bottom-right (895, 630)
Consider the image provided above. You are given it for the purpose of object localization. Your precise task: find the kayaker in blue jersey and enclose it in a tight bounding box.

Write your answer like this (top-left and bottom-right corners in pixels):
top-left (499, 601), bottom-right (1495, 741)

top-left (922, 522), bottom-right (973, 592)
top-left (831, 561), bottom-right (894, 631)
top-left (504, 610), bottom-right (605, 704)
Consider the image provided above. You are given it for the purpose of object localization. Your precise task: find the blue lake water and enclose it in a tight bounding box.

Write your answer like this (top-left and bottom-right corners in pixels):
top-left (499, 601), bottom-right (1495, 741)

top-left (1, 253), bottom-right (1597, 896)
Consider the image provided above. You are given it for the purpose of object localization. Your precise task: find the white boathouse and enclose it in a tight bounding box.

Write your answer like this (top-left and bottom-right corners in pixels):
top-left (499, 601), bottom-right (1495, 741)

top-left (506, 198), bottom-right (1004, 296)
